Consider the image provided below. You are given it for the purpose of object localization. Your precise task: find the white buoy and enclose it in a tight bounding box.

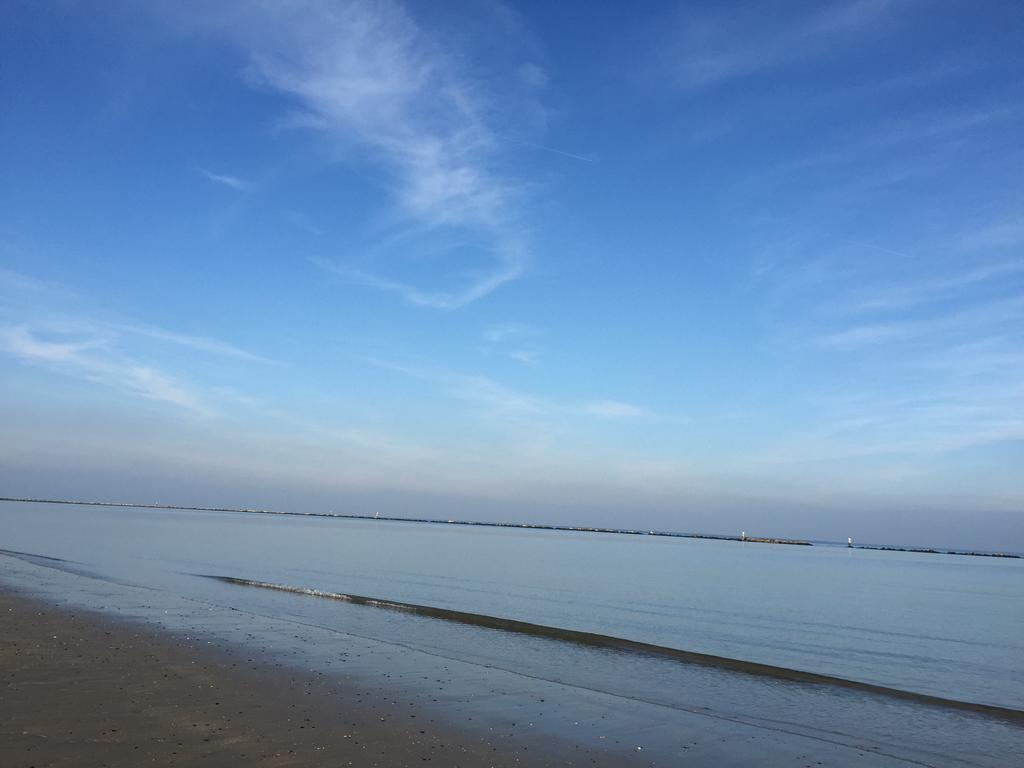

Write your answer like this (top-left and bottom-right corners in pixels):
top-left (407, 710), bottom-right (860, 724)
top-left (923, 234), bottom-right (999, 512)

top-left (848, 536), bottom-right (853, 548)
top-left (741, 530), bottom-right (746, 540)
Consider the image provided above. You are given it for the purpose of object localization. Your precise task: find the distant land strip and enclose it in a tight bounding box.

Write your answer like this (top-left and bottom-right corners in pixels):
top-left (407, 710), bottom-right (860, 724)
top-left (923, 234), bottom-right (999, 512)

top-left (0, 496), bottom-right (1019, 558)
top-left (202, 573), bottom-right (1024, 723)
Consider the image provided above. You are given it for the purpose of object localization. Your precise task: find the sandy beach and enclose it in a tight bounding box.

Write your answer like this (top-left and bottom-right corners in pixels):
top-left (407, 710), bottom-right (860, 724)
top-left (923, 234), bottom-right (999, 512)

top-left (3, 528), bottom-right (1023, 768)
top-left (0, 587), bottom-right (618, 767)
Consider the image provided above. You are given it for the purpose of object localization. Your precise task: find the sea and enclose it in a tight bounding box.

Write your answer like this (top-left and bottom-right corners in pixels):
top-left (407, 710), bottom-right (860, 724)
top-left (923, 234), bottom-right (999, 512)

top-left (2, 500), bottom-right (1022, 765)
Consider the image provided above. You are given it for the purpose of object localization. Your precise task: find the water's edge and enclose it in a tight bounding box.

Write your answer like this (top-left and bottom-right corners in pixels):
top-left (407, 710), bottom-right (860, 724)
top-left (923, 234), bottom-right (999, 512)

top-left (201, 573), bottom-right (1024, 724)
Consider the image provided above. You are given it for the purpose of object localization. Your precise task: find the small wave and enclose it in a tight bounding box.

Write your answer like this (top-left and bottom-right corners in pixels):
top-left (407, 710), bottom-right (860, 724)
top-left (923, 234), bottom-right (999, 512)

top-left (199, 573), bottom-right (1024, 723)
top-left (0, 547), bottom-right (75, 564)
top-left (0, 548), bottom-right (127, 584)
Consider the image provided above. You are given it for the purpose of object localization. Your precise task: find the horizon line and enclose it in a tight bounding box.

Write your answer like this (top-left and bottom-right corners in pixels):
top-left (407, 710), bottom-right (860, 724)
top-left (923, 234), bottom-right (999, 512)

top-left (1, 496), bottom-right (1019, 559)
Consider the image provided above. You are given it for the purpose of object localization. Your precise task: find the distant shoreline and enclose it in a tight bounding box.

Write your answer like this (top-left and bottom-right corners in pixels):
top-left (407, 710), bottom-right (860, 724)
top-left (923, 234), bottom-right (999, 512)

top-left (1, 496), bottom-right (1019, 558)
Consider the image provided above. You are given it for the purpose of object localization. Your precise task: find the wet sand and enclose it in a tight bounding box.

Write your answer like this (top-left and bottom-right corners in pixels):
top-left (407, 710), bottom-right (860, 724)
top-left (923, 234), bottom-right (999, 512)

top-left (0, 588), bottom-right (617, 767)
top-left (4, 554), bottom-right (1021, 767)
top-left (201, 573), bottom-right (1024, 722)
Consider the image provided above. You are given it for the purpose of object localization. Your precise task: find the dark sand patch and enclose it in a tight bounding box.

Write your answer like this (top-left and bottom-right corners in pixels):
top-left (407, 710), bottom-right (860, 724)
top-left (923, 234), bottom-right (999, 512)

top-left (0, 588), bottom-right (623, 767)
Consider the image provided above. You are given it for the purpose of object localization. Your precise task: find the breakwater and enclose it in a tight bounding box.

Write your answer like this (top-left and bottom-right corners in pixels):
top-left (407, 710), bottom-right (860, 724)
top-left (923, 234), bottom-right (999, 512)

top-left (852, 543), bottom-right (1020, 559)
top-left (2, 496), bottom-right (1019, 557)
top-left (0, 496), bottom-right (809, 545)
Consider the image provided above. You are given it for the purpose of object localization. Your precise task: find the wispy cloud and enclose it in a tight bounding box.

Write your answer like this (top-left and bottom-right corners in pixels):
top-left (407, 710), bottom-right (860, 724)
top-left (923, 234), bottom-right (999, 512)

top-left (190, 0), bottom-right (544, 310)
top-left (113, 323), bottom-right (275, 364)
top-left (664, 0), bottom-right (898, 88)
top-left (957, 215), bottom-right (1024, 251)
top-left (371, 358), bottom-right (650, 426)
top-left (817, 323), bottom-right (907, 349)
top-left (842, 260), bottom-right (1024, 314)
top-left (0, 324), bottom-right (204, 412)
top-left (505, 136), bottom-right (597, 163)
top-left (753, 216), bottom-right (1024, 460)
top-left (818, 285), bottom-right (1024, 350)
top-left (480, 322), bottom-right (543, 365)
top-left (201, 169), bottom-right (248, 190)
top-left (0, 268), bottom-right (273, 365)
top-left (316, 250), bottom-right (526, 311)
top-left (762, 377), bottom-right (1024, 462)
top-left (580, 400), bottom-right (648, 419)
top-left (369, 358), bottom-right (543, 419)
top-left (0, 269), bottom-right (275, 413)
top-left (286, 211), bottom-right (325, 236)
top-left (763, 104), bottom-right (1021, 184)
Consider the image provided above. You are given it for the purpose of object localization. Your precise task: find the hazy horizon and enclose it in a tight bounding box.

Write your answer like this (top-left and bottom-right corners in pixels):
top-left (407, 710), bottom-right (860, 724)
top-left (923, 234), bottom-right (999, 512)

top-left (2, 1), bottom-right (1023, 552)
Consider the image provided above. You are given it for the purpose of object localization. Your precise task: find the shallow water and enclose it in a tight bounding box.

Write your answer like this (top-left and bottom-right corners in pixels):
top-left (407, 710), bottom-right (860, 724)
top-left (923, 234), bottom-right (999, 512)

top-left (1, 501), bottom-right (1021, 712)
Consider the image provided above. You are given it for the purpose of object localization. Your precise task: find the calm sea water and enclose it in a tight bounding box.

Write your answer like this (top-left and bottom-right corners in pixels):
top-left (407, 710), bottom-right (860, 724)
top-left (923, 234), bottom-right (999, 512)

top-left (2, 501), bottom-right (1021, 713)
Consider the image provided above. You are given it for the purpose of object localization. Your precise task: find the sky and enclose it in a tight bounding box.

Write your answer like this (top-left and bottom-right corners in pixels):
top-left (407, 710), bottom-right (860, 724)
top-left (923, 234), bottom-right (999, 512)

top-left (2, 0), bottom-right (1023, 550)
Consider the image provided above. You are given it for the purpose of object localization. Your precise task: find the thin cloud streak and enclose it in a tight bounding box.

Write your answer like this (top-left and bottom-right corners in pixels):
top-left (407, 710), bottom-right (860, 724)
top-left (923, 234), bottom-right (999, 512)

top-left (370, 358), bottom-right (650, 424)
top-left (315, 251), bottom-right (526, 311)
top-left (958, 216), bottom-right (1024, 251)
top-left (0, 269), bottom-right (273, 365)
top-left (818, 294), bottom-right (1024, 349)
top-left (201, 169), bottom-right (248, 190)
top-left (504, 136), bottom-right (597, 163)
top-left (0, 269), bottom-right (277, 412)
top-left (665, 0), bottom-right (898, 88)
top-left (0, 324), bottom-right (205, 412)
top-left (580, 400), bottom-right (649, 419)
top-left (480, 322), bottom-right (542, 365)
top-left (756, 223), bottom-right (1024, 461)
top-left (845, 259), bottom-right (1024, 313)
top-left (114, 323), bottom-right (276, 364)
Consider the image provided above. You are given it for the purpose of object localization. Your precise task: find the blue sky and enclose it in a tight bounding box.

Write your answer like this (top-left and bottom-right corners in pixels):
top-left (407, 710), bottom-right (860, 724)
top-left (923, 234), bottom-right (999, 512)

top-left (2, 1), bottom-right (1023, 549)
